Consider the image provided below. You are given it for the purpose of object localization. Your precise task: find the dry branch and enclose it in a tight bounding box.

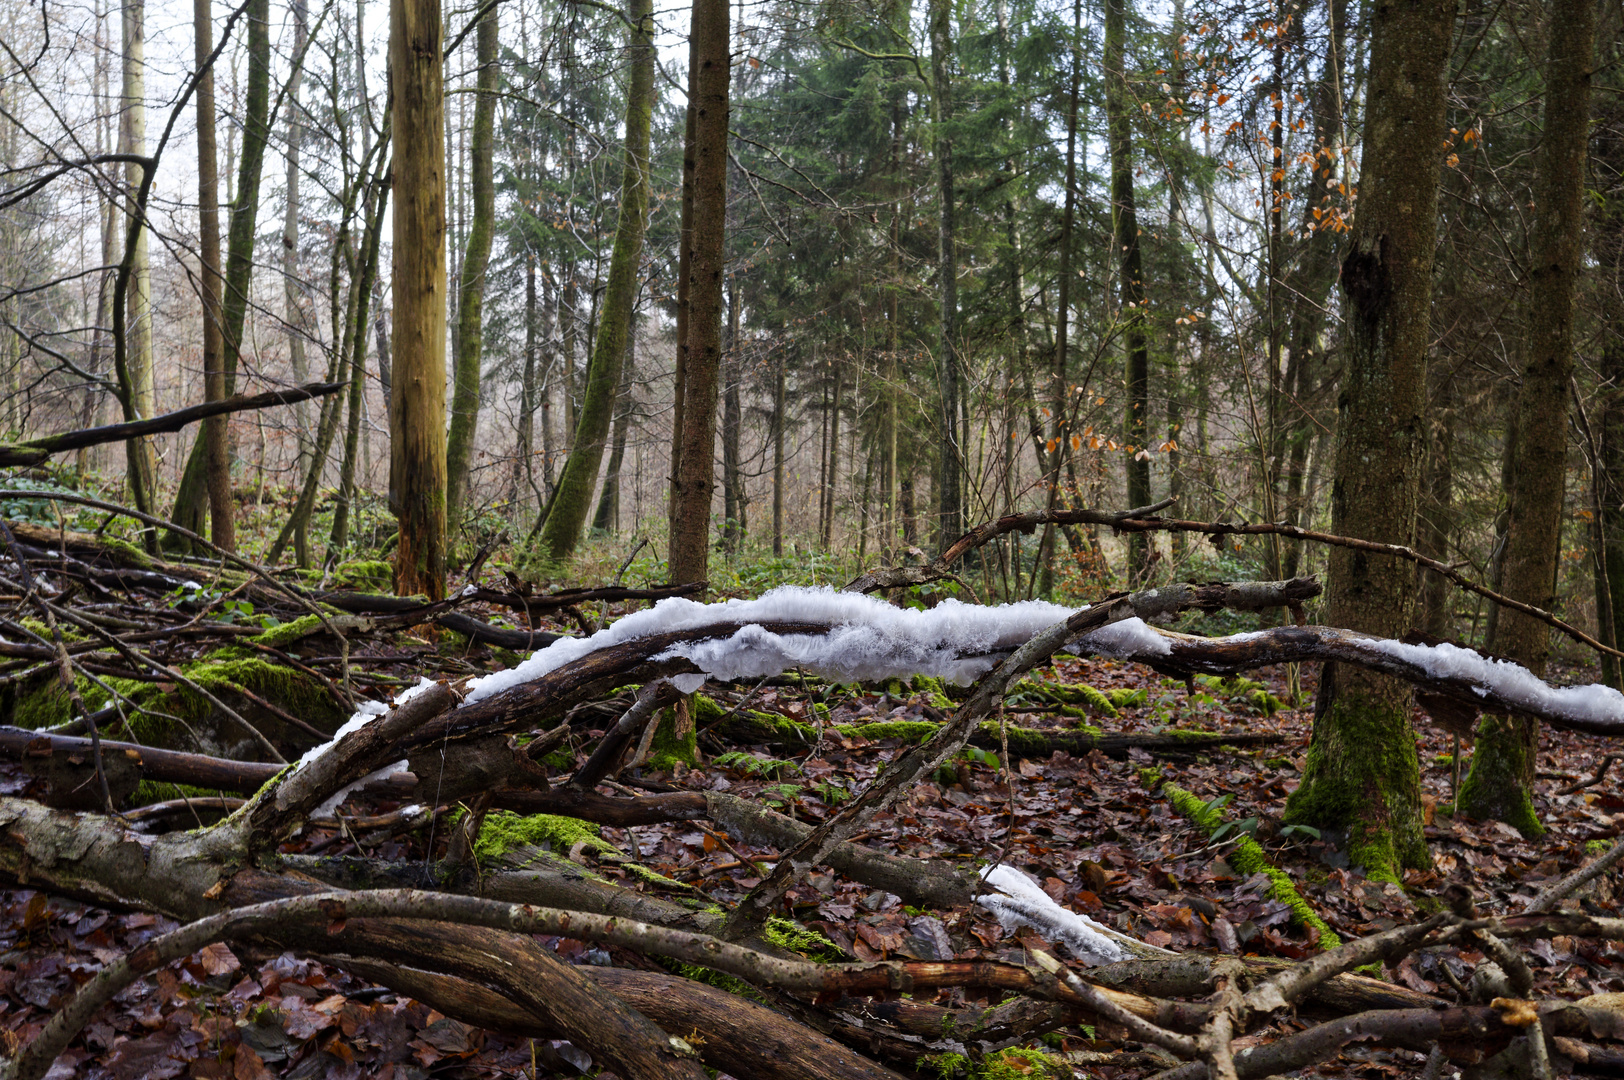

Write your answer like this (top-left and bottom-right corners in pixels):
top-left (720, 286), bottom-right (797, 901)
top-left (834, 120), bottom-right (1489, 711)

top-left (0, 382), bottom-right (346, 467)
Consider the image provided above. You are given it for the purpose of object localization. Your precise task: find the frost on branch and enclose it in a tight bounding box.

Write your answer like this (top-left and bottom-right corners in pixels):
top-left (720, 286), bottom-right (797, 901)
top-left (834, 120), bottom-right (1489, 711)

top-left (977, 865), bottom-right (1135, 966)
top-left (463, 585), bottom-right (1078, 695)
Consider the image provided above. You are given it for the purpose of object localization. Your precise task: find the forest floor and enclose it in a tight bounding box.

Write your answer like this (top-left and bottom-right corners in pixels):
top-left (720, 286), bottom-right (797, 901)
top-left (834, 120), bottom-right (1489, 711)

top-left (1, 592), bottom-right (1621, 1080)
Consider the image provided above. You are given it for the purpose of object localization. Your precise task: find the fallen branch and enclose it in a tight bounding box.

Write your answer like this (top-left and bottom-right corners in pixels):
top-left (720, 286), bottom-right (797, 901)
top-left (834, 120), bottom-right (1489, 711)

top-left (1091, 622), bottom-right (1624, 738)
top-left (0, 382), bottom-right (346, 467)
top-left (1111, 512), bottom-right (1624, 662)
top-left (844, 499), bottom-right (1177, 594)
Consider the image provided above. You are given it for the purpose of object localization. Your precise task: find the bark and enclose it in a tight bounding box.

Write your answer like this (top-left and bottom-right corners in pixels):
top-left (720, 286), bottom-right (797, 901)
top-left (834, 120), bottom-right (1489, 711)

top-left (445, 2), bottom-right (499, 526)
top-left (929, 0), bottom-right (962, 551)
top-left (390, 0), bottom-right (448, 599)
top-left (1283, 0), bottom-right (1455, 881)
top-left (1458, 0), bottom-right (1595, 836)
top-left (668, 98), bottom-right (697, 520)
top-left (1105, 0), bottom-right (1152, 581)
top-left (195, 0), bottom-right (231, 554)
top-left (331, 957), bottom-right (907, 1080)
top-left (668, 0), bottom-right (729, 592)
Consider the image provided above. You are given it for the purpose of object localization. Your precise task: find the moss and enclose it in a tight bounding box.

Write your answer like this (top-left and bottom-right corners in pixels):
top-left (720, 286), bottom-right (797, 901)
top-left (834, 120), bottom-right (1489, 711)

top-left (1015, 678), bottom-right (1119, 717)
top-left (647, 705), bottom-right (698, 770)
top-left (982, 1047), bottom-right (1070, 1079)
top-left (250, 614), bottom-right (327, 649)
top-left (911, 675), bottom-right (956, 709)
top-left (1105, 687), bottom-right (1147, 709)
top-left (133, 781), bottom-right (220, 805)
top-left (764, 916), bottom-right (844, 962)
top-left (1457, 714), bottom-right (1544, 838)
top-left (98, 535), bottom-right (156, 570)
top-left (331, 559), bottom-right (393, 592)
top-left (1282, 683), bottom-right (1429, 882)
top-left (1587, 839), bottom-right (1614, 856)
top-left (691, 693), bottom-right (727, 724)
top-left (473, 811), bottom-right (619, 863)
top-left (919, 1052), bottom-right (971, 1080)
top-left (1152, 772), bottom-right (1340, 952)
top-left (837, 720), bottom-right (936, 743)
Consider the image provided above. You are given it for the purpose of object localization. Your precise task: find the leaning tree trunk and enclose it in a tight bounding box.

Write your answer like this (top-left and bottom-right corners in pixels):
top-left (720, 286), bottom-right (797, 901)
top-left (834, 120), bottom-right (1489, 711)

top-left (668, 0), bottom-right (730, 594)
top-left (1105, 0), bottom-right (1152, 582)
top-left (1457, 0), bottom-right (1595, 836)
top-left (1283, 0), bottom-right (1456, 881)
top-left (536, 0), bottom-right (654, 562)
top-left (445, 1), bottom-right (499, 529)
top-left (390, 0), bottom-right (449, 599)
top-left (169, 0), bottom-right (272, 547)
top-left (118, 0), bottom-right (158, 518)
top-left (195, 0), bottom-right (231, 553)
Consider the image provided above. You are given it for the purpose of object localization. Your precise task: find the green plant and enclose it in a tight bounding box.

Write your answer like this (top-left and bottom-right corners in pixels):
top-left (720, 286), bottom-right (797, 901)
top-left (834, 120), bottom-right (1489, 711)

top-left (713, 751), bottom-right (801, 780)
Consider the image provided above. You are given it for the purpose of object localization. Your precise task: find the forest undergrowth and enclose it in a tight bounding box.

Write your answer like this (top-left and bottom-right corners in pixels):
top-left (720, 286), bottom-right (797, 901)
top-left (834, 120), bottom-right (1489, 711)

top-left (1, 569), bottom-right (1619, 1078)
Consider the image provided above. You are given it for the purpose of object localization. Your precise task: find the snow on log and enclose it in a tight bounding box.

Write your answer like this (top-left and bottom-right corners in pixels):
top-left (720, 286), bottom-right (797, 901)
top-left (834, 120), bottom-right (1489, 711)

top-left (1092, 622), bottom-right (1624, 738)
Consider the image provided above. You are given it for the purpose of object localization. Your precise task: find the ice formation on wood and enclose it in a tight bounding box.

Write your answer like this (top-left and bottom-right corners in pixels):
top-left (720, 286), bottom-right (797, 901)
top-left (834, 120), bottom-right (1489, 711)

top-left (977, 864), bottom-right (1127, 965)
top-left (462, 586), bottom-right (1079, 700)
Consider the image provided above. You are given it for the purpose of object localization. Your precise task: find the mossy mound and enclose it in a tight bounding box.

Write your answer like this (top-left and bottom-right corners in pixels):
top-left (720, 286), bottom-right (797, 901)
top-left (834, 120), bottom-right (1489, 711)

top-left (332, 559), bottom-right (394, 592)
top-left (4, 650), bottom-right (346, 759)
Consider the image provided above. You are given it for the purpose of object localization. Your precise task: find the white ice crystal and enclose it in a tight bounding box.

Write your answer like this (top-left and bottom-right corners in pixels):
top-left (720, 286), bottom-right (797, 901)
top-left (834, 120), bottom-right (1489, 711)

top-left (977, 864), bottom-right (1127, 965)
top-left (1370, 636), bottom-right (1624, 726)
top-left (461, 586), bottom-right (1079, 702)
top-left (293, 675), bottom-right (437, 817)
top-left (1076, 616), bottom-right (1172, 659)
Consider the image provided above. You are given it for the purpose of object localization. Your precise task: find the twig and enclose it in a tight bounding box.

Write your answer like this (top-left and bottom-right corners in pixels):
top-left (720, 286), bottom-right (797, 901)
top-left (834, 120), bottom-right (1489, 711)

top-left (1523, 835), bottom-right (1624, 914)
top-left (1556, 753), bottom-right (1622, 795)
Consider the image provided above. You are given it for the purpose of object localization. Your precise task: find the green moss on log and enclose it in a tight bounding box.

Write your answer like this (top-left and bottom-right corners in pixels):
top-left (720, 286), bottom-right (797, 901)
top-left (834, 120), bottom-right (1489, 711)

top-left (1149, 771), bottom-right (1339, 951)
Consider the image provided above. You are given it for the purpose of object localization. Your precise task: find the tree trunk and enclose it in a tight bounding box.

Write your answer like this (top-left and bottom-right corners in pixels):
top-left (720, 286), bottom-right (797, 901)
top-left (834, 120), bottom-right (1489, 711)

top-left (118, 0), bottom-right (158, 517)
top-left (195, 0), bottom-right (231, 553)
top-left (1417, 402), bottom-right (1455, 638)
top-left (1598, 338), bottom-right (1624, 689)
top-left (169, 0), bottom-right (272, 541)
top-left (285, 0), bottom-right (311, 485)
top-left (445, 2), bottom-right (499, 528)
top-left (928, 0), bottom-right (961, 552)
top-left (513, 256), bottom-right (539, 511)
top-left (720, 274), bottom-right (744, 553)
top-left (1283, 0), bottom-right (1455, 881)
top-left (536, 0), bottom-right (654, 561)
top-left (592, 330), bottom-right (637, 535)
top-left (822, 358), bottom-right (842, 550)
top-left (668, 100), bottom-right (698, 522)
top-left (1105, 0), bottom-right (1151, 581)
top-left (772, 349), bottom-right (785, 556)
top-left (1458, 0), bottom-right (1595, 835)
top-left (668, 0), bottom-right (730, 593)
top-left (390, 0), bottom-right (449, 599)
